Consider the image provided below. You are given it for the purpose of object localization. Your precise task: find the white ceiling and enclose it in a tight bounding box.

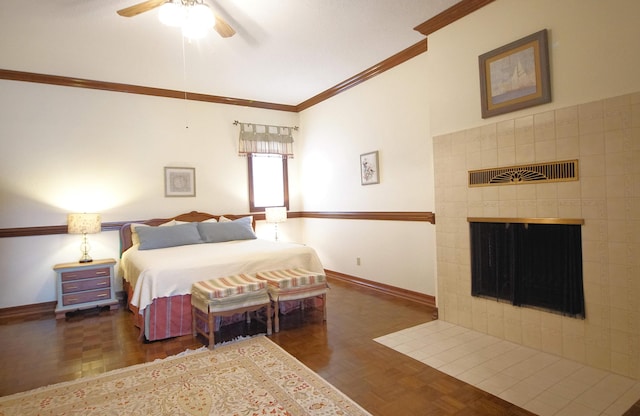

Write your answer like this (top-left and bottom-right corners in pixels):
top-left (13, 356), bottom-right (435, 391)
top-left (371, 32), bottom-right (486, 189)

top-left (0, 0), bottom-right (461, 106)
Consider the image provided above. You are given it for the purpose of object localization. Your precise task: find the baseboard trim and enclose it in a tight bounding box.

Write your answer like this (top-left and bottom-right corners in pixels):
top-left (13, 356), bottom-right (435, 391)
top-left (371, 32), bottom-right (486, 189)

top-left (325, 269), bottom-right (437, 309)
top-left (0, 301), bottom-right (56, 324)
top-left (0, 278), bottom-right (436, 323)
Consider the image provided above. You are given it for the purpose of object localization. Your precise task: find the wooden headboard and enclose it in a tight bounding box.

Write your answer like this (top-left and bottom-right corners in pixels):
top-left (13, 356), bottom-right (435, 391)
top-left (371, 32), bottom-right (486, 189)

top-left (119, 211), bottom-right (256, 256)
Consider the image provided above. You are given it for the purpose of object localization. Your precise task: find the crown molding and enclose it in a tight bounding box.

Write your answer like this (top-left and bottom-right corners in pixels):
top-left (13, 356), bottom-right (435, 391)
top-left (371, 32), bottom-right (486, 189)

top-left (0, 69), bottom-right (297, 112)
top-left (0, 1), bottom-right (494, 112)
top-left (296, 39), bottom-right (428, 111)
top-left (413, 0), bottom-right (495, 36)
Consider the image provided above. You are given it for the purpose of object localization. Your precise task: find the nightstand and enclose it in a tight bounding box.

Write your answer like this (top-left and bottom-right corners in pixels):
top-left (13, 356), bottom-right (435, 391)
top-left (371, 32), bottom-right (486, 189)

top-left (54, 258), bottom-right (119, 319)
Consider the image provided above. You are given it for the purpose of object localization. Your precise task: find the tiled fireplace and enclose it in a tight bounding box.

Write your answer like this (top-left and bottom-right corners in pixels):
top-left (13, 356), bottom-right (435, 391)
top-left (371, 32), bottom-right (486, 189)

top-left (433, 92), bottom-right (640, 379)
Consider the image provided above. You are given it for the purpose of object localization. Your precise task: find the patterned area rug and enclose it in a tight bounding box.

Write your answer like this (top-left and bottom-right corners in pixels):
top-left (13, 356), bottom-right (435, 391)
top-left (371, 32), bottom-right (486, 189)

top-left (0, 336), bottom-right (370, 416)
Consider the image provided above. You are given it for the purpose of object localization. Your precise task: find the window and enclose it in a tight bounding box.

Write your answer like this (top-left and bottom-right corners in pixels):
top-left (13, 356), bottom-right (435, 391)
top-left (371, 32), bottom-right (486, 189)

top-left (248, 153), bottom-right (289, 212)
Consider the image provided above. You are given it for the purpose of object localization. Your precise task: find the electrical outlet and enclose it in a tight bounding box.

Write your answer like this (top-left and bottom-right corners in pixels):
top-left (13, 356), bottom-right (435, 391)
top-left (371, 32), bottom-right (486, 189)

top-left (356, 257), bottom-right (361, 266)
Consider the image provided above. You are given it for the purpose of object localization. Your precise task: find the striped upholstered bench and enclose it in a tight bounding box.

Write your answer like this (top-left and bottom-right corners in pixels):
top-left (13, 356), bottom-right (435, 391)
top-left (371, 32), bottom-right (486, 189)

top-left (256, 268), bottom-right (328, 333)
top-left (191, 274), bottom-right (272, 349)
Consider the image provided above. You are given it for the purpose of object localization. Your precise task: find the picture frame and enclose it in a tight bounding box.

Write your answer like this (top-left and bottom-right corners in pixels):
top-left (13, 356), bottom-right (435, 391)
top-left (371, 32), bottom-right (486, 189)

top-left (164, 167), bottom-right (196, 197)
top-left (479, 29), bottom-right (551, 118)
top-left (360, 151), bottom-right (379, 185)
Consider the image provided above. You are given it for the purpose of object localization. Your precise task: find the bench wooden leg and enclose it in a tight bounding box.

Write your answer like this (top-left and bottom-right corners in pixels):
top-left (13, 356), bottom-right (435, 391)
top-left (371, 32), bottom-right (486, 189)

top-left (266, 302), bottom-right (273, 335)
top-left (274, 299), bottom-right (280, 333)
top-left (322, 293), bottom-right (327, 322)
top-left (192, 307), bottom-right (197, 337)
top-left (208, 311), bottom-right (215, 350)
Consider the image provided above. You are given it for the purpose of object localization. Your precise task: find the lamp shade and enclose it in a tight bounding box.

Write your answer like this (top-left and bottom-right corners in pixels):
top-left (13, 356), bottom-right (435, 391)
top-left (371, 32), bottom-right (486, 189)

top-left (68, 213), bottom-right (102, 234)
top-left (265, 207), bottom-right (287, 224)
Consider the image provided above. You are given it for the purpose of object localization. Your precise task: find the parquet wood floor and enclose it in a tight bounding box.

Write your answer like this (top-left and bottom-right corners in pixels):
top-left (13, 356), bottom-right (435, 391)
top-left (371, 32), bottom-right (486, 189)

top-left (1, 278), bottom-right (639, 415)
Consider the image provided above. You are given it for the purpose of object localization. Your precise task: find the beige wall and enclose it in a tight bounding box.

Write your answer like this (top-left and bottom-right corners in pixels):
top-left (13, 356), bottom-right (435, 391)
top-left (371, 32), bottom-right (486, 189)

top-left (0, 80), bottom-right (301, 308)
top-left (298, 53), bottom-right (437, 296)
top-left (434, 93), bottom-right (640, 378)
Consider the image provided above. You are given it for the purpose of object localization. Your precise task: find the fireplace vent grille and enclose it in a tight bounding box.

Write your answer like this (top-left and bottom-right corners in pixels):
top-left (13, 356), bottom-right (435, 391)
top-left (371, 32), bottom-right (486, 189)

top-left (469, 159), bottom-right (578, 187)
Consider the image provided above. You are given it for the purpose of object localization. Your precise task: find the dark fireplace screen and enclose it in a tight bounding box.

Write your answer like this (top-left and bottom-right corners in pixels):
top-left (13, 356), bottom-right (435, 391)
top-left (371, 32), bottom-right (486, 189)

top-left (470, 222), bottom-right (585, 318)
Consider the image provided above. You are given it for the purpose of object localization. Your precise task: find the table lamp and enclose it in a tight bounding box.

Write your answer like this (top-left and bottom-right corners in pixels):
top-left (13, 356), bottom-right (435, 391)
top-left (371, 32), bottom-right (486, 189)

top-left (265, 207), bottom-right (287, 241)
top-left (67, 213), bottom-right (101, 263)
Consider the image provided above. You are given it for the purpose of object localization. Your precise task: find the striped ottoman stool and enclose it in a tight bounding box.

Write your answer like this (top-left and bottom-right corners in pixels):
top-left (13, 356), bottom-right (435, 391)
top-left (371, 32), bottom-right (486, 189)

top-left (256, 268), bottom-right (328, 333)
top-left (191, 274), bottom-right (272, 349)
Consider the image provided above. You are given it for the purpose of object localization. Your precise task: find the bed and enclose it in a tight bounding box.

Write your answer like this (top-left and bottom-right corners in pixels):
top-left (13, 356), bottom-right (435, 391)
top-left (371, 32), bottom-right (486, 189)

top-left (119, 211), bottom-right (325, 341)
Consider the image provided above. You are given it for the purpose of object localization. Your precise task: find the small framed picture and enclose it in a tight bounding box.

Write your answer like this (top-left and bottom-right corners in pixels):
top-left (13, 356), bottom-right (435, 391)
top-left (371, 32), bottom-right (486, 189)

top-left (479, 29), bottom-right (551, 118)
top-left (164, 167), bottom-right (195, 197)
top-left (360, 151), bottom-right (379, 185)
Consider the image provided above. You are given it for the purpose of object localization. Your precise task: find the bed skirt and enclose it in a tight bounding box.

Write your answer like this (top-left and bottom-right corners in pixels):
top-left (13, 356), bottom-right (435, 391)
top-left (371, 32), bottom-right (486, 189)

top-left (123, 281), bottom-right (324, 341)
top-left (124, 281), bottom-right (193, 341)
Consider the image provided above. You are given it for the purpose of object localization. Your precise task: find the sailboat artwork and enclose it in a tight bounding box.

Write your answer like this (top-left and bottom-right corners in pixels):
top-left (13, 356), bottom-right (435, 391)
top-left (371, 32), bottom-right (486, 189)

top-left (489, 47), bottom-right (537, 104)
top-left (478, 29), bottom-right (551, 118)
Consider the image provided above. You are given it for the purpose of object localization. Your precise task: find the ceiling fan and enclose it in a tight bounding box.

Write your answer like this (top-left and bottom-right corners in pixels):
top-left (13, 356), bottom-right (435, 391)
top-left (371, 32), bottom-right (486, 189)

top-left (117, 0), bottom-right (236, 39)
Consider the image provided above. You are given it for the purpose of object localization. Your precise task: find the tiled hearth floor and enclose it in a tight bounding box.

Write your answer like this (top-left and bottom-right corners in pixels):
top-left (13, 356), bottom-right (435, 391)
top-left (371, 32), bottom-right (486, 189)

top-left (375, 320), bottom-right (640, 416)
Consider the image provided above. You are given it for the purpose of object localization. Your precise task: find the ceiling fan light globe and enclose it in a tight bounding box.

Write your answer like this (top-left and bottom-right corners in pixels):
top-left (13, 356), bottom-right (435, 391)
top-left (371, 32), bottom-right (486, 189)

top-left (158, 1), bottom-right (185, 27)
top-left (181, 3), bottom-right (213, 39)
top-left (187, 3), bottom-right (214, 27)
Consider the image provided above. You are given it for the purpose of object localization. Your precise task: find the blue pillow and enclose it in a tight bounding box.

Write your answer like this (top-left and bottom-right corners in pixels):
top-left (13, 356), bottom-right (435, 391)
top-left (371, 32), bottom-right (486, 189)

top-left (137, 222), bottom-right (203, 250)
top-left (197, 217), bottom-right (256, 243)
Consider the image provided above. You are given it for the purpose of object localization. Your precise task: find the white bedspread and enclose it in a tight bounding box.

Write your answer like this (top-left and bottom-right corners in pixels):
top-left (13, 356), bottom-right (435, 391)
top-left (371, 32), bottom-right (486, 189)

top-left (120, 239), bottom-right (324, 313)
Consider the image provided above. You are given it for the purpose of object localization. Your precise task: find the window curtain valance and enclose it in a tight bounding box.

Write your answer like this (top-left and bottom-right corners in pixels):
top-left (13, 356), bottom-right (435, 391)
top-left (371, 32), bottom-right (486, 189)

top-left (236, 121), bottom-right (295, 158)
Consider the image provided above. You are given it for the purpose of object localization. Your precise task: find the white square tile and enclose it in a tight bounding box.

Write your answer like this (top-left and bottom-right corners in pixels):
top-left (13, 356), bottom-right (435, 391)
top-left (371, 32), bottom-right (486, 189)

top-left (522, 399), bottom-right (560, 416)
top-left (431, 347), bottom-right (470, 365)
top-left (477, 372), bottom-right (520, 396)
top-left (482, 355), bottom-right (519, 372)
top-left (530, 390), bottom-right (572, 411)
top-left (420, 356), bottom-right (448, 369)
top-left (509, 378), bottom-right (549, 400)
top-left (544, 359), bottom-right (584, 379)
top-left (376, 321), bottom-right (640, 416)
top-left (373, 333), bottom-right (413, 347)
top-left (392, 342), bottom-right (422, 355)
top-left (555, 401), bottom-right (601, 416)
top-left (548, 378), bottom-right (592, 400)
top-left (522, 392), bottom-right (570, 416)
top-left (574, 387), bottom-right (619, 412)
top-left (522, 371), bottom-right (563, 391)
top-left (574, 374), bottom-right (638, 412)
top-left (598, 374), bottom-right (638, 396)
top-left (466, 335), bottom-right (504, 352)
top-left (457, 367), bottom-right (493, 385)
top-left (438, 360), bottom-right (476, 377)
top-left (456, 368), bottom-right (489, 387)
top-left (605, 382), bottom-right (640, 414)
top-left (498, 387), bottom-right (536, 408)
top-left (568, 365), bottom-right (610, 386)
top-left (405, 348), bottom-right (433, 362)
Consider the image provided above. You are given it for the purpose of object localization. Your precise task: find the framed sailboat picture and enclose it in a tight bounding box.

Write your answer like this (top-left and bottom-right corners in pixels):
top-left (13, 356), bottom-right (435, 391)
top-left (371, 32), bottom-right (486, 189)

top-left (479, 29), bottom-right (551, 118)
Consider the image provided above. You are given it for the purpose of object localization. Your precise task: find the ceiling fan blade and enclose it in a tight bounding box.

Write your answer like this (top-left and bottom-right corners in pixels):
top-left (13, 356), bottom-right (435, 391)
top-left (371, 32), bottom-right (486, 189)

top-left (117, 0), bottom-right (167, 17)
top-left (214, 14), bottom-right (236, 38)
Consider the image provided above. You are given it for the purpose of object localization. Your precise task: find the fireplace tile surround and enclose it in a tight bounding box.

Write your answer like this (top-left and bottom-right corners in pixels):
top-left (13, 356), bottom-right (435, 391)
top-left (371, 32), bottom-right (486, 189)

top-left (433, 92), bottom-right (640, 380)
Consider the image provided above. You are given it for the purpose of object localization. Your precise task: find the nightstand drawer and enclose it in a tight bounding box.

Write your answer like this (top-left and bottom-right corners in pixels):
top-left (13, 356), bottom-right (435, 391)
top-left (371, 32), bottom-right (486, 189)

top-left (62, 277), bottom-right (110, 294)
top-left (54, 259), bottom-right (119, 319)
top-left (61, 267), bottom-right (110, 282)
top-left (62, 289), bottom-right (111, 306)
